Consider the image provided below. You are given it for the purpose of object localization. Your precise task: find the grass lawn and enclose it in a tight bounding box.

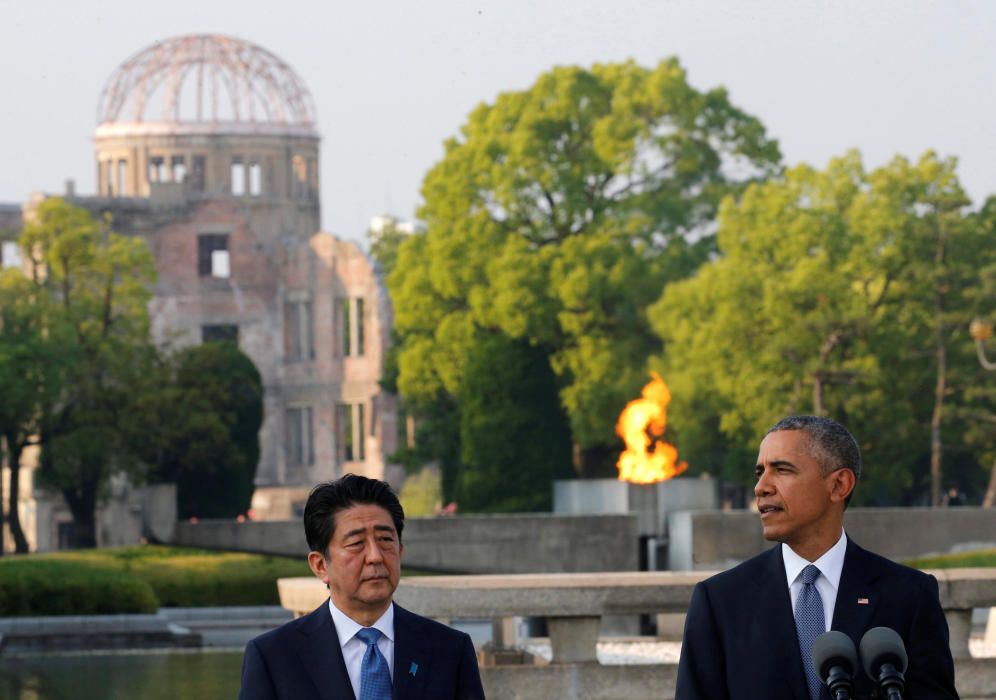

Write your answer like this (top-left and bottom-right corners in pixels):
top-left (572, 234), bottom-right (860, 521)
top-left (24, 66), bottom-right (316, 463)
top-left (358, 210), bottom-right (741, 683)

top-left (905, 548), bottom-right (996, 569)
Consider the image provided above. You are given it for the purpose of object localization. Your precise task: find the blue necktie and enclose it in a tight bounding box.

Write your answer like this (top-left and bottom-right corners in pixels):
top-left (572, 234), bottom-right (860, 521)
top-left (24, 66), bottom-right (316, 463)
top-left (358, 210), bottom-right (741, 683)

top-left (355, 627), bottom-right (392, 700)
top-left (795, 565), bottom-right (826, 700)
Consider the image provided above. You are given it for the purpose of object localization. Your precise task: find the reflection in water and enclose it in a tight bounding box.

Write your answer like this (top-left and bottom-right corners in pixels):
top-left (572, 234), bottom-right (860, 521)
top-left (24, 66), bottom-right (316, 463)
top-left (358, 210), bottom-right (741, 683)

top-left (0, 649), bottom-right (243, 700)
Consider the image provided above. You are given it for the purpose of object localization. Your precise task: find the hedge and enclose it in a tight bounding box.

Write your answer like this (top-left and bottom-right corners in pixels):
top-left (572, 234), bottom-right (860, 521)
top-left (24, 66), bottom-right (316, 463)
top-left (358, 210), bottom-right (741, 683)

top-left (0, 559), bottom-right (158, 616)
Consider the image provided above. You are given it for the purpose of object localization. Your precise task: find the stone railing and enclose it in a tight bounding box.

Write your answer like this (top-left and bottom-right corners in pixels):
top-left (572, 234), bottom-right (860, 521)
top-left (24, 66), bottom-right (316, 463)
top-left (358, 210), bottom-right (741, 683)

top-left (278, 570), bottom-right (996, 699)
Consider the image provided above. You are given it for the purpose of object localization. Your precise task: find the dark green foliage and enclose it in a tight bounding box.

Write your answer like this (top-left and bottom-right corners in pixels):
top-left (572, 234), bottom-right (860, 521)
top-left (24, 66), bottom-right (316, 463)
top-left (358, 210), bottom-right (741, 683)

top-left (457, 335), bottom-right (574, 511)
top-left (139, 342), bottom-right (263, 519)
top-left (0, 559), bottom-right (157, 616)
top-left (0, 546), bottom-right (312, 613)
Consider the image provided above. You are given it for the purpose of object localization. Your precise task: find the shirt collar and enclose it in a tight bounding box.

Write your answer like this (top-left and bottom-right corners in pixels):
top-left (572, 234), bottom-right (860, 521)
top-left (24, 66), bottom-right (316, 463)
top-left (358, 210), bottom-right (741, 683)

top-left (328, 597), bottom-right (395, 648)
top-left (782, 530), bottom-right (847, 590)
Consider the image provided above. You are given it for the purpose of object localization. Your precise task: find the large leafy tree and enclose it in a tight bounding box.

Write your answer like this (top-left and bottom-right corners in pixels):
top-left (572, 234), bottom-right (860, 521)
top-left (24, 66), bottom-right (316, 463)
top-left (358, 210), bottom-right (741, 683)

top-left (0, 267), bottom-right (69, 552)
top-left (131, 340), bottom-right (263, 519)
top-left (391, 58), bottom-right (781, 478)
top-left (651, 152), bottom-right (993, 504)
top-left (457, 334), bottom-right (574, 511)
top-left (21, 198), bottom-right (157, 547)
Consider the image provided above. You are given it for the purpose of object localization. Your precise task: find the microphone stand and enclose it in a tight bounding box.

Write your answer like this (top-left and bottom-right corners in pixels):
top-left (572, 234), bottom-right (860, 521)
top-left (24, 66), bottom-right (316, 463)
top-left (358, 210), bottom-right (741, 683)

top-left (876, 663), bottom-right (905, 700)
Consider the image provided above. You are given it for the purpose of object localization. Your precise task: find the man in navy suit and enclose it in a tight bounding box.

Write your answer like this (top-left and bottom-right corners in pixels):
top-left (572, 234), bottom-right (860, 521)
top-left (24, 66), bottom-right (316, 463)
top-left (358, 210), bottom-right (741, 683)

top-left (675, 415), bottom-right (958, 699)
top-left (239, 474), bottom-right (485, 700)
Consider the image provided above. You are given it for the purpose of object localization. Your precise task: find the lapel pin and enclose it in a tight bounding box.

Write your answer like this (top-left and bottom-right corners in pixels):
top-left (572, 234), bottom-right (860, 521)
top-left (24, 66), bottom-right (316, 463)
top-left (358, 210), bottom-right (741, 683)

top-left (857, 597), bottom-right (869, 605)
top-left (409, 662), bottom-right (419, 677)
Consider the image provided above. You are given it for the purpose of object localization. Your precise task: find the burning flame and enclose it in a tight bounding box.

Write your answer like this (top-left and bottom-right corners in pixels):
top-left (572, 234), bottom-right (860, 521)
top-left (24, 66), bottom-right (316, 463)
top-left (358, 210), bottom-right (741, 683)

top-left (616, 372), bottom-right (688, 484)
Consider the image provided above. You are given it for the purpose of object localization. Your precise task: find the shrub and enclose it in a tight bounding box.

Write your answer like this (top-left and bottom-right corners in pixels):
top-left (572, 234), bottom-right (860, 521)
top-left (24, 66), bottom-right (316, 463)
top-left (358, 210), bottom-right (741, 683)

top-left (0, 559), bottom-right (158, 616)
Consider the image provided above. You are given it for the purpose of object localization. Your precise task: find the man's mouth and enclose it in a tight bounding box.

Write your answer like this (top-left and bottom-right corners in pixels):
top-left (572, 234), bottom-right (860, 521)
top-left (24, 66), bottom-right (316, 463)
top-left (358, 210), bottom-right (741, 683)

top-left (758, 504), bottom-right (783, 516)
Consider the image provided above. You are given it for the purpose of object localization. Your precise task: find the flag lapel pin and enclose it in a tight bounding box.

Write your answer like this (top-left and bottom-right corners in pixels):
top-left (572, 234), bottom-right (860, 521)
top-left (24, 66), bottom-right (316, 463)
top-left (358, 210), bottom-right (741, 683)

top-left (857, 597), bottom-right (870, 605)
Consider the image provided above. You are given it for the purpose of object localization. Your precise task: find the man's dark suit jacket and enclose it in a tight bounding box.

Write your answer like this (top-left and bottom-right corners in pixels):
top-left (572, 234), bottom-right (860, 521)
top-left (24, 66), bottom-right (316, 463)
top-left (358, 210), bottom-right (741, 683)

top-left (675, 538), bottom-right (958, 699)
top-left (238, 601), bottom-right (485, 700)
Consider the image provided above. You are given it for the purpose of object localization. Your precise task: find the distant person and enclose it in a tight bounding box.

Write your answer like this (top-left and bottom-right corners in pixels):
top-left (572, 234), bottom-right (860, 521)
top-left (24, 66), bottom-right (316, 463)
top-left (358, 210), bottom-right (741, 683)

top-left (943, 483), bottom-right (965, 507)
top-left (239, 474), bottom-right (485, 700)
top-left (676, 415), bottom-right (958, 699)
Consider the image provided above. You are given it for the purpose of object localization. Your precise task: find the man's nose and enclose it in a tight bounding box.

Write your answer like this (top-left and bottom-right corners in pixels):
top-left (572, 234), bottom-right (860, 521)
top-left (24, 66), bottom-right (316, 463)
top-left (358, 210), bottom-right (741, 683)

top-left (364, 537), bottom-right (384, 563)
top-left (754, 469), bottom-right (773, 497)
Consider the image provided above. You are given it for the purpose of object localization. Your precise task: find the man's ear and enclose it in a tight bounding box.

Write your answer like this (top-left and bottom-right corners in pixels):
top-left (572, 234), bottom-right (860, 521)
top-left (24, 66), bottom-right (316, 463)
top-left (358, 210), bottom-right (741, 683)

top-left (308, 551), bottom-right (330, 587)
top-left (829, 468), bottom-right (856, 504)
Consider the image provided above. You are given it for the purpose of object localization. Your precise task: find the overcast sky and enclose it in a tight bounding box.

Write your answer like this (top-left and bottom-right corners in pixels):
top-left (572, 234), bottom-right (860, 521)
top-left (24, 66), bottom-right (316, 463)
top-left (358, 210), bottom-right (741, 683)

top-left (1, 0), bottom-right (993, 244)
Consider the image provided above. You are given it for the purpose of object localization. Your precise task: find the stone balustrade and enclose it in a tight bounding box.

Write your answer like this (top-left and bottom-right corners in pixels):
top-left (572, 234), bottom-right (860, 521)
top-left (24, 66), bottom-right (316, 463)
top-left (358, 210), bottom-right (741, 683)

top-left (279, 569), bottom-right (996, 700)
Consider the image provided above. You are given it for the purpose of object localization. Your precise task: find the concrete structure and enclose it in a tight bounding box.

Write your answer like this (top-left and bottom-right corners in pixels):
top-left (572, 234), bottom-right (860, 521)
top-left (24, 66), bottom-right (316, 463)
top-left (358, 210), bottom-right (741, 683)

top-left (553, 477), bottom-right (718, 536)
top-left (278, 571), bottom-right (996, 700)
top-left (12, 35), bottom-right (399, 529)
top-left (174, 513), bottom-right (640, 574)
top-left (668, 507), bottom-right (996, 571)
top-left (33, 479), bottom-right (176, 551)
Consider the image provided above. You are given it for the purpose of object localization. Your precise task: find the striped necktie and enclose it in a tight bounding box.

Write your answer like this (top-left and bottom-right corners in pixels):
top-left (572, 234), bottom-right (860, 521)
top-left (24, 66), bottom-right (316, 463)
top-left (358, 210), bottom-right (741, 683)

top-left (795, 564), bottom-right (826, 700)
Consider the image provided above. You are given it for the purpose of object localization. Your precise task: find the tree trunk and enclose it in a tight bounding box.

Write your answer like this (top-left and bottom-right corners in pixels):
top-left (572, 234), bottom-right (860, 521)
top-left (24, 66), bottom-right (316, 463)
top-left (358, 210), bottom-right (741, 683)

top-left (62, 474), bottom-right (98, 548)
top-left (812, 376), bottom-right (825, 416)
top-left (929, 232), bottom-right (947, 508)
top-left (983, 459), bottom-right (996, 509)
top-left (0, 435), bottom-right (5, 556)
top-left (929, 335), bottom-right (946, 507)
top-left (3, 430), bottom-right (29, 553)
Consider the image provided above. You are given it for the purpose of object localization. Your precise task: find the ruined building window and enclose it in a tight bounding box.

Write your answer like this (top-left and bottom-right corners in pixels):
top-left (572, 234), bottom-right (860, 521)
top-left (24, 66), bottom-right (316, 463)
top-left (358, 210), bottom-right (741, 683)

top-left (340, 297), bottom-right (352, 356)
top-left (1, 241), bottom-right (22, 269)
top-left (338, 297), bottom-right (365, 357)
top-left (202, 324), bottom-right (239, 344)
top-left (285, 300), bottom-right (314, 361)
top-left (249, 161), bottom-right (262, 196)
top-left (286, 407), bottom-right (314, 467)
top-left (171, 156), bottom-right (186, 183)
top-left (337, 403), bottom-right (366, 462)
top-left (292, 154), bottom-right (307, 199)
top-left (149, 157), bottom-right (166, 183)
top-left (355, 298), bottom-right (365, 356)
top-left (198, 234), bottom-right (230, 278)
top-left (231, 157), bottom-right (245, 196)
top-left (117, 160), bottom-right (127, 196)
top-left (190, 155), bottom-right (206, 192)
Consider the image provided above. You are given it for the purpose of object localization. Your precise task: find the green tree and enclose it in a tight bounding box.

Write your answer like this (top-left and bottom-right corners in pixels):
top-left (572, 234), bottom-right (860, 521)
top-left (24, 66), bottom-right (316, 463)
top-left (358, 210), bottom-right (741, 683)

top-left (650, 152), bottom-right (993, 504)
top-left (0, 266), bottom-right (69, 553)
top-left (133, 340), bottom-right (263, 519)
top-left (20, 198), bottom-right (157, 547)
top-left (457, 334), bottom-right (574, 511)
top-left (391, 58), bottom-right (780, 476)
top-left (368, 216), bottom-right (414, 279)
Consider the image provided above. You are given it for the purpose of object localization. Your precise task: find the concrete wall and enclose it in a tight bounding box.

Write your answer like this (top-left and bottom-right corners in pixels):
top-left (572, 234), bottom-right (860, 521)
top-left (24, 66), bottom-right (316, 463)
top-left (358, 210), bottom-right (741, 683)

top-left (34, 479), bottom-right (176, 552)
top-left (174, 513), bottom-right (640, 574)
top-left (668, 507), bottom-right (996, 570)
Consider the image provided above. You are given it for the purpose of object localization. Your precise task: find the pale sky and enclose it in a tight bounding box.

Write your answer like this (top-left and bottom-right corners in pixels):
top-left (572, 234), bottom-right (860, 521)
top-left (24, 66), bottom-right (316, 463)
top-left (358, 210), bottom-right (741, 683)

top-left (1, 0), bottom-right (993, 244)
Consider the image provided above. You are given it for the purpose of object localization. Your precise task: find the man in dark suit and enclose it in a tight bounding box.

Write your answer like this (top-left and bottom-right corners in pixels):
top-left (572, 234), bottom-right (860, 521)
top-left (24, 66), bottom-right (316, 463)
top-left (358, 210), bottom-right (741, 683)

top-left (239, 474), bottom-right (485, 700)
top-left (676, 415), bottom-right (958, 699)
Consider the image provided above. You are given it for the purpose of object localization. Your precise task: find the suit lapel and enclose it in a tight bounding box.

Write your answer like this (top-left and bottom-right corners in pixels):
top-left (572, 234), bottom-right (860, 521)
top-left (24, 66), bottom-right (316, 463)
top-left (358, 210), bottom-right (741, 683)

top-left (392, 604), bottom-right (431, 700)
top-left (298, 601), bottom-right (357, 700)
top-left (756, 545), bottom-right (813, 699)
top-left (831, 538), bottom-right (880, 644)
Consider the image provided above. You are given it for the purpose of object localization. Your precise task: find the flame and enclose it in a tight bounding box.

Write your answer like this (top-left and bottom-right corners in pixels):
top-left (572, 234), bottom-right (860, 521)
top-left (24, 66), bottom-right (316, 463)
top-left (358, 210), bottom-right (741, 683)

top-left (616, 372), bottom-right (688, 484)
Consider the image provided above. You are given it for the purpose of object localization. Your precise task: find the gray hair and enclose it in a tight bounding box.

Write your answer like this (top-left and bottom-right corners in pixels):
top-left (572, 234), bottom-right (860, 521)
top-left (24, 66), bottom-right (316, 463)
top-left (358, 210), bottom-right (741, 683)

top-left (766, 415), bottom-right (862, 491)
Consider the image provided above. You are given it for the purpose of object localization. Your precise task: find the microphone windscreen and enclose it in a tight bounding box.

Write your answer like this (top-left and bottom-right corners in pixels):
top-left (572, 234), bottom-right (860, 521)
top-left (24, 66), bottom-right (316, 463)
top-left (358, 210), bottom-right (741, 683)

top-left (812, 631), bottom-right (858, 678)
top-left (859, 626), bottom-right (909, 678)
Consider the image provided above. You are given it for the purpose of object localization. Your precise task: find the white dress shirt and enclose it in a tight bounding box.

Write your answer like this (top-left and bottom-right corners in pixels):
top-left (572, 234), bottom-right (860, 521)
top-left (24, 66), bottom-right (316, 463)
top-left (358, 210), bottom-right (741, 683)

top-left (782, 530), bottom-right (847, 632)
top-left (329, 598), bottom-right (396, 699)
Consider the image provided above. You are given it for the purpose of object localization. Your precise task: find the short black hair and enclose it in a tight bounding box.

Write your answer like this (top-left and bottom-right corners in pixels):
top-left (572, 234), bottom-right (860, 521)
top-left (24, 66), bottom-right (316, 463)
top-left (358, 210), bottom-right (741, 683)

top-left (303, 474), bottom-right (405, 555)
top-left (766, 415), bottom-right (861, 503)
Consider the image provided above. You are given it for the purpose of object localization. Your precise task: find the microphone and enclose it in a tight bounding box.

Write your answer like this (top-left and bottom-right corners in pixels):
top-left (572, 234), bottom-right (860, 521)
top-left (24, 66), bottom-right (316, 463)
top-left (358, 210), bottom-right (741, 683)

top-left (812, 631), bottom-right (858, 700)
top-left (859, 627), bottom-right (908, 700)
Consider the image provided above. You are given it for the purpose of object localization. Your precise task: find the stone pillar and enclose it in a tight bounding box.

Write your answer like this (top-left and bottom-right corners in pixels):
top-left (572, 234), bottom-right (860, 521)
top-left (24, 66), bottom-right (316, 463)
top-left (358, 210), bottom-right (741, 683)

top-left (547, 616), bottom-right (601, 664)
